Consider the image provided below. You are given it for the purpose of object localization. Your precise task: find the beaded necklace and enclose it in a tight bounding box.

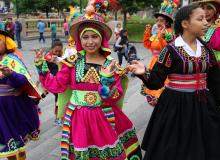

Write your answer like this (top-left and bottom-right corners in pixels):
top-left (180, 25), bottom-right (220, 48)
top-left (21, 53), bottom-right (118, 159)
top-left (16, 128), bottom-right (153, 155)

top-left (75, 53), bottom-right (112, 83)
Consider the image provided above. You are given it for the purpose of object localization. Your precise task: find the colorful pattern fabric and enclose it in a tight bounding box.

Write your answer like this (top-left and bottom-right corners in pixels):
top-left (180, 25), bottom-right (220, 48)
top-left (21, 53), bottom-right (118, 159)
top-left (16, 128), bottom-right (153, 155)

top-left (1, 53), bottom-right (41, 99)
top-left (0, 73), bottom-right (40, 159)
top-left (140, 38), bottom-right (220, 160)
top-left (37, 53), bottom-right (142, 160)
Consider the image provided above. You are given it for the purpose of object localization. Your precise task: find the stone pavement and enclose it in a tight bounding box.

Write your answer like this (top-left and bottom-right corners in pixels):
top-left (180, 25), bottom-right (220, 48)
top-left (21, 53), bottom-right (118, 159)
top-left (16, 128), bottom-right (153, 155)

top-left (3, 38), bottom-right (154, 160)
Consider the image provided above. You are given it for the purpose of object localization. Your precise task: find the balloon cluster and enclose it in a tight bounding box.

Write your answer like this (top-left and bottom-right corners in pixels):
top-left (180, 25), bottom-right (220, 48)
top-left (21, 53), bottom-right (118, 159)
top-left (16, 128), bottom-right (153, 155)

top-left (86, 0), bottom-right (109, 16)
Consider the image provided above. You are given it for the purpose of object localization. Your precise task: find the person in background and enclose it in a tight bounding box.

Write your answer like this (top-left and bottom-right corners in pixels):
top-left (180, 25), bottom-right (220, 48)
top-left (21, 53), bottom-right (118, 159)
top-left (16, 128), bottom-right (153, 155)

top-left (63, 19), bottom-right (69, 41)
top-left (5, 17), bottom-right (14, 40)
top-left (115, 29), bottom-right (129, 65)
top-left (0, 29), bottom-right (40, 160)
top-left (114, 22), bottom-right (122, 40)
top-left (15, 19), bottom-right (22, 49)
top-left (142, 0), bottom-right (176, 106)
top-left (37, 20), bottom-right (46, 43)
top-left (193, 0), bottom-right (220, 66)
top-left (0, 18), bottom-right (4, 30)
top-left (50, 22), bottom-right (57, 45)
top-left (44, 39), bottom-right (63, 126)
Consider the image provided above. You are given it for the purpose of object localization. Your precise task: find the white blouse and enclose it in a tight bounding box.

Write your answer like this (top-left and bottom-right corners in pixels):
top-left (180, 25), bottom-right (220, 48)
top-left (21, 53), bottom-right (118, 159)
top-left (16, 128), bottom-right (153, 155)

top-left (175, 36), bottom-right (203, 57)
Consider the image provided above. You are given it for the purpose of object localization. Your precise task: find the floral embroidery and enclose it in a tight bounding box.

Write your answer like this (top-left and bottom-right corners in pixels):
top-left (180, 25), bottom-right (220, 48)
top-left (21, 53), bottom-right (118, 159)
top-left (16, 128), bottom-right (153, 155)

top-left (84, 92), bottom-right (97, 105)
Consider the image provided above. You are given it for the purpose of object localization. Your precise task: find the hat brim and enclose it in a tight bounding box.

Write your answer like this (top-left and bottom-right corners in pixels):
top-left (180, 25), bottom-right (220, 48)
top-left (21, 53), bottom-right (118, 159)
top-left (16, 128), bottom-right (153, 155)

top-left (154, 13), bottom-right (174, 23)
top-left (192, 0), bottom-right (220, 4)
top-left (0, 30), bottom-right (13, 39)
top-left (69, 19), bottom-right (112, 40)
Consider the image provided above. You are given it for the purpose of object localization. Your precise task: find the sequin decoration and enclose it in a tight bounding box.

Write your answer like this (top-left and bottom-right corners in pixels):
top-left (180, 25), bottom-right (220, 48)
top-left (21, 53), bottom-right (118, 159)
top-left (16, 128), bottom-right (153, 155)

top-left (81, 67), bottom-right (100, 84)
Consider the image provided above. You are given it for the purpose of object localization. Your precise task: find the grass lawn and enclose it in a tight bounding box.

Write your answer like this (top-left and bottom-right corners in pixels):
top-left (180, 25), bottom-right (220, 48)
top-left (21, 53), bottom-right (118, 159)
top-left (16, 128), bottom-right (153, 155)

top-left (126, 15), bottom-right (156, 42)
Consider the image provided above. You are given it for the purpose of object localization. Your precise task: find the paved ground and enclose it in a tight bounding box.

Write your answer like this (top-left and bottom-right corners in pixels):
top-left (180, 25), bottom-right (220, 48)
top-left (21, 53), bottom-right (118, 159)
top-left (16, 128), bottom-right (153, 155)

top-left (3, 38), bottom-right (154, 160)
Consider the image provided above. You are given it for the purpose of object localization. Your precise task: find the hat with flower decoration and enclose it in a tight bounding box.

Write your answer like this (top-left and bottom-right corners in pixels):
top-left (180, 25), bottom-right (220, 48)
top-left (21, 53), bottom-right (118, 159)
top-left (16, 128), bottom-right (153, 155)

top-left (192, 0), bottom-right (220, 14)
top-left (69, 0), bottom-right (112, 40)
top-left (154, 0), bottom-right (180, 23)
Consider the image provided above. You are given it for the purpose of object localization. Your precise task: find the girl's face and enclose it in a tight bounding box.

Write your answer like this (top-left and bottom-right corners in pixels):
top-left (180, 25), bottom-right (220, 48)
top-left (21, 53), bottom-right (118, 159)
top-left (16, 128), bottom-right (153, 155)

top-left (157, 16), bottom-right (166, 29)
top-left (81, 30), bottom-right (102, 55)
top-left (184, 8), bottom-right (208, 37)
top-left (52, 46), bottom-right (63, 57)
top-left (0, 40), bottom-right (6, 56)
top-left (202, 4), bottom-right (216, 21)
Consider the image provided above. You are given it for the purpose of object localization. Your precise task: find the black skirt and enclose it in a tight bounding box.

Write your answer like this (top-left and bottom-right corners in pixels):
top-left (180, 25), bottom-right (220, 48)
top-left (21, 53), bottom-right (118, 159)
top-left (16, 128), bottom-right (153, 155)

top-left (142, 88), bottom-right (220, 160)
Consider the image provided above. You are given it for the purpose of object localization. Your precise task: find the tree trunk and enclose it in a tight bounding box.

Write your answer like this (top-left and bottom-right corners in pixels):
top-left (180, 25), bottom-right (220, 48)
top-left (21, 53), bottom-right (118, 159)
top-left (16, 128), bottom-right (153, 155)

top-left (115, 11), bottom-right (118, 21)
top-left (123, 11), bottom-right (127, 29)
top-left (46, 8), bottom-right (49, 18)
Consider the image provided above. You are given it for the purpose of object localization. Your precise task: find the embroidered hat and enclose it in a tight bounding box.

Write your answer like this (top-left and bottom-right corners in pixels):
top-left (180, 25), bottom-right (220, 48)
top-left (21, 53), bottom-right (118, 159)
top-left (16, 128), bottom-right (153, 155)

top-left (69, 0), bottom-right (112, 40)
top-left (154, 0), bottom-right (180, 23)
top-left (192, 0), bottom-right (220, 14)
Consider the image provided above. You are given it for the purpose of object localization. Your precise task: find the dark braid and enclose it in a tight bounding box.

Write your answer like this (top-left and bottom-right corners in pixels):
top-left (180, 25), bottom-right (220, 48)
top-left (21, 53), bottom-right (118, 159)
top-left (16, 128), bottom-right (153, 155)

top-left (174, 4), bottom-right (201, 36)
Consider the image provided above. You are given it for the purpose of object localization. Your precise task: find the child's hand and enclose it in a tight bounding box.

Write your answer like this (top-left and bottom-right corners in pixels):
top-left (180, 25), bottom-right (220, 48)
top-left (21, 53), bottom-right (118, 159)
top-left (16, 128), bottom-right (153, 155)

top-left (126, 60), bottom-right (145, 75)
top-left (34, 49), bottom-right (44, 62)
top-left (0, 64), bottom-right (12, 76)
top-left (101, 60), bottom-right (116, 75)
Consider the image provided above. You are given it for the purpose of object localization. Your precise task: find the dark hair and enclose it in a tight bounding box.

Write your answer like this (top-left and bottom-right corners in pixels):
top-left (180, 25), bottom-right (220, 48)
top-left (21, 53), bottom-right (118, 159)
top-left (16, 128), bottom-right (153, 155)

top-left (120, 29), bottom-right (127, 37)
top-left (174, 4), bottom-right (201, 35)
top-left (52, 39), bottom-right (63, 48)
top-left (157, 15), bottom-right (172, 28)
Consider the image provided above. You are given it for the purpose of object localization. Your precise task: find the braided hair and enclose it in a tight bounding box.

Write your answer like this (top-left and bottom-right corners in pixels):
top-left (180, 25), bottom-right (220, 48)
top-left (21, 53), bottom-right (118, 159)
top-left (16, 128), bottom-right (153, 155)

top-left (174, 4), bottom-right (201, 36)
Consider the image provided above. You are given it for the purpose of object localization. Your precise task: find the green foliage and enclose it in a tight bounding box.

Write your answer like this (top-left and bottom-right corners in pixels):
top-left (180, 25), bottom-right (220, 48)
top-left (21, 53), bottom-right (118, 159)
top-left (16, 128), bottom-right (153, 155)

top-left (12, 0), bottom-right (75, 15)
top-left (72, 0), bottom-right (88, 8)
top-left (127, 16), bottom-right (156, 42)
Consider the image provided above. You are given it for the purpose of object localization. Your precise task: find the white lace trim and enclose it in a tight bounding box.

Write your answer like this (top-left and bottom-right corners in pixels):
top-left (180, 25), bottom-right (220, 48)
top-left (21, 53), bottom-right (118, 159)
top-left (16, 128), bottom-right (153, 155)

top-left (72, 139), bottom-right (120, 151)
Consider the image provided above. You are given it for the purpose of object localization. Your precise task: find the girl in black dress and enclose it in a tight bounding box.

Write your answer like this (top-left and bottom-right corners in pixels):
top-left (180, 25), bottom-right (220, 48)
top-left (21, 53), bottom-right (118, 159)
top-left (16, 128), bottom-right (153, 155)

top-left (127, 4), bottom-right (220, 160)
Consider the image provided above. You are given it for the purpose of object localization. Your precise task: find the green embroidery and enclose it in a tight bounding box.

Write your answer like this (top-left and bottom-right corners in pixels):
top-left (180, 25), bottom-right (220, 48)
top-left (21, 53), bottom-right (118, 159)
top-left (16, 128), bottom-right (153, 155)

top-left (75, 55), bottom-right (112, 83)
top-left (70, 143), bottom-right (124, 159)
top-left (19, 68), bottom-right (26, 74)
top-left (76, 56), bottom-right (85, 83)
top-left (158, 47), bottom-right (169, 63)
top-left (120, 129), bottom-right (136, 144)
top-left (130, 155), bottom-right (141, 160)
top-left (42, 61), bottom-right (49, 74)
top-left (205, 27), bottom-right (216, 42)
top-left (70, 90), bottom-right (103, 107)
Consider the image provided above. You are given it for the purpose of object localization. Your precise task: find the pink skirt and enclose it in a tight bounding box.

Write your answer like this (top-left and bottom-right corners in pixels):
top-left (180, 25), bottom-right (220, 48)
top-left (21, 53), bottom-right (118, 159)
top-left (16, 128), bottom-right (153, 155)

top-left (61, 103), bottom-right (142, 159)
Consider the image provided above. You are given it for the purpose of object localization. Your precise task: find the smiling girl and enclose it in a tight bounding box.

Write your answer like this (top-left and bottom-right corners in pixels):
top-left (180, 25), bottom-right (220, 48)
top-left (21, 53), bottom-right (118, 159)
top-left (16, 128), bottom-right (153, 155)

top-left (127, 4), bottom-right (220, 160)
top-left (194, 0), bottom-right (220, 65)
top-left (34, 2), bottom-right (142, 159)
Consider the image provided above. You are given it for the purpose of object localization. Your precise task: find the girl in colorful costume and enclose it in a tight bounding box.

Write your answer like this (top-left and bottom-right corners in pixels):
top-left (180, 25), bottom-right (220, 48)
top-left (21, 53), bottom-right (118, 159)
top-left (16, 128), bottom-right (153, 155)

top-left (34, 1), bottom-right (142, 159)
top-left (0, 30), bottom-right (40, 160)
top-left (127, 4), bottom-right (220, 160)
top-left (142, 0), bottom-right (177, 106)
top-left (194, 0), bottom-right (220, 66)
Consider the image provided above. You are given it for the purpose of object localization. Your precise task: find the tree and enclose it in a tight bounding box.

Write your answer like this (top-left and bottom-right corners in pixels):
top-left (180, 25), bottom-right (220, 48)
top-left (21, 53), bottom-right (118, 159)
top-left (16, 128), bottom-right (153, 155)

top-left (117, 0), bottom-right (142, 29)
top-left (115, 0), bottom-right (161, 29)
top-left (12, 0), bottom-right (74, 18)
